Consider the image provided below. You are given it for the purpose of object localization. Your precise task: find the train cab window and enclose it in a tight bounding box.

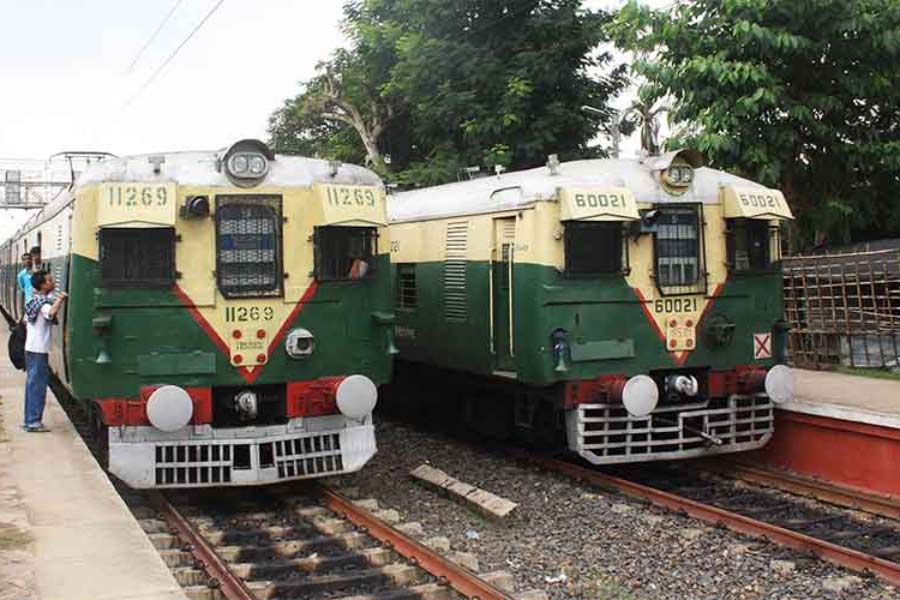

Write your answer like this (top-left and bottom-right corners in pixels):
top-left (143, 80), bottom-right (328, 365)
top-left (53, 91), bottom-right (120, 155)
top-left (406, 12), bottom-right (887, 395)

top-left (654, 206), bottom-right (706, 294)
top-left (215, 195), bottom-right (283, 298)
top-left (99, 227), bottom-right (175, 287)
top-left (726, 219), bottom-right (776, 272)
top-left (564, 221), bottom-right (625, 276)
top-left (314, 226), bottom-right (377, 282)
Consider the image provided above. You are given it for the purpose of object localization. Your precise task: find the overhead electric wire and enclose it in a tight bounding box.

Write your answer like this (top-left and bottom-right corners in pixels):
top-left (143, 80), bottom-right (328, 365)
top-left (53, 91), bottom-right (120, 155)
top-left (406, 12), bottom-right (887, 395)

top-left (125, 0), bottom-right (225, 106)
top-left (125, 0), bottom-right (185, 73)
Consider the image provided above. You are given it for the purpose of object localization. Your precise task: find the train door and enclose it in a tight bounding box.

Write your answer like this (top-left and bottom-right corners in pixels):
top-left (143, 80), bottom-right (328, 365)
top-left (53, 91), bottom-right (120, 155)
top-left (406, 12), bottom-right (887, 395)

top-left (492, 217), bottom-right (516, 373)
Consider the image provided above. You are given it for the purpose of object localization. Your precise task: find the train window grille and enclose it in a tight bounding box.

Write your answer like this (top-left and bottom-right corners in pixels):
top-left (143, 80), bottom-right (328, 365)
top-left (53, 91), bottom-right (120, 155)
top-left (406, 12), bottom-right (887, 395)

top-left (215, 195), bottom-right (282, 298)
top-left (563, 221), bottom-right (627, 277)
top-left (726, 219), bottom-right (780, 272)
top-left (444, 221), bottom-right (468, 323)
top-left (314, 226), bottom-right (377, 282)
top-left (397, 263), bottom-right (417, 309)
top-left (653, 206), bottom-right (707, 295)
top-left (99, 227), bottom-right (175, 287)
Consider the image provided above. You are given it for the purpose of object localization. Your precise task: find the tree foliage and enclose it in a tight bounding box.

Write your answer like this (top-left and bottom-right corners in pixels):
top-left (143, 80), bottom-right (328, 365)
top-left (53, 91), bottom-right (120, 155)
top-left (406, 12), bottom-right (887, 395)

top-left (609, 0), bottom-right (900, 245)
top-left (269, 0), bottom-right (626, 186)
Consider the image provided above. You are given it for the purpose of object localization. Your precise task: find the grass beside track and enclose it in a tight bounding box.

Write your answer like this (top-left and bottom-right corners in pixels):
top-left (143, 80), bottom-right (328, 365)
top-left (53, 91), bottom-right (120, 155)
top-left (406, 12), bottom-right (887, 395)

top-left (835, 366), bottom-right (900, 382)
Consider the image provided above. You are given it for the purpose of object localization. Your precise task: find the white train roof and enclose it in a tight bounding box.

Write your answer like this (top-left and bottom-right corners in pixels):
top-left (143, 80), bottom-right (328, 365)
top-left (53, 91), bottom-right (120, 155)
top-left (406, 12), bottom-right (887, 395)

top-left (388, 155), bottom-right (766, 223)
top-left (75, 151), bottom-right (382, 188)
top-left (2, 149), bottom-right (382, 246)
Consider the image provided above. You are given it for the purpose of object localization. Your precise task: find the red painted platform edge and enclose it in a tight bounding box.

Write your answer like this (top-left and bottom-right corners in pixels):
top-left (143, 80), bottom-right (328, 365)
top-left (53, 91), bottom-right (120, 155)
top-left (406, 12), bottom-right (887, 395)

top-left (749, 410), bottom-right (900, 499)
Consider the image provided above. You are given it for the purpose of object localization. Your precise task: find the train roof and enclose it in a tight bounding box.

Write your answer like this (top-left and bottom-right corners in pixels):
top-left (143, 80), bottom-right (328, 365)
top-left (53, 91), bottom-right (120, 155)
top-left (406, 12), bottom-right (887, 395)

top-left (2, 149), bottom-right (382, 247)
top-left (75, 150), bottom-right (381, 189)
top-left (388, 155), bottom-right (766, 223)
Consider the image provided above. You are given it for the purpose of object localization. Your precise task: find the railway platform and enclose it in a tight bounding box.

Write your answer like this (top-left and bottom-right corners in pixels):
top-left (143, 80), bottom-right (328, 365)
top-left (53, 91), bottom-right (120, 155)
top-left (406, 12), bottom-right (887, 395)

top-left (749, 368), bottom-right (900, 499)
top-left (0, 360), bottom-right (186, 600)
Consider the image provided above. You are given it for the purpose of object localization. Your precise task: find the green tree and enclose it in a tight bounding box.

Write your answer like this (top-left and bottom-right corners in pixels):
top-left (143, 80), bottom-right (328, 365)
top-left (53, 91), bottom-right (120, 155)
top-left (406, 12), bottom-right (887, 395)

top-left (269, 0), bottom-right (626, 186)
top-left (609, 0), bottom-right (900, 245)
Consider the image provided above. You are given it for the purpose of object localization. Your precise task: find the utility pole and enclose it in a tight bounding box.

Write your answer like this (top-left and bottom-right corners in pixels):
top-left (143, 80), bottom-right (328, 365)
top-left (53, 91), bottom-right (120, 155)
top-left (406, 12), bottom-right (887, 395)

top-left (581, 105), bottom-right (620, 158)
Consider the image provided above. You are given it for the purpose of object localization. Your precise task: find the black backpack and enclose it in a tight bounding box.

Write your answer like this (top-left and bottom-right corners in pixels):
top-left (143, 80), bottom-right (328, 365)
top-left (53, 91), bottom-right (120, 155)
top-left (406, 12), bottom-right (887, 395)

top-left (7, 320), bottom-right (26, 371)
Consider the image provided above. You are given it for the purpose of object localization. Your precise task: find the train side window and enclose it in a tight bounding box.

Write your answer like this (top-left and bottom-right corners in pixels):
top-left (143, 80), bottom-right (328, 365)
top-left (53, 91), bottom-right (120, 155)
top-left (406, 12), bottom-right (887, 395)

top-left (653, 206), bottom-right (706, 294)
top-left (314, 226), bottom-right (377, 282)
top-left (397, 263), bottom-right (417, 309)
top-left (215, 195), bottom-right (283, 298)
top-left (726, 218), bottom-right (776, 272)
top-left (99, 227), bottom-right (175, 287)
top-left (564, 221), bottom-right (625, 276)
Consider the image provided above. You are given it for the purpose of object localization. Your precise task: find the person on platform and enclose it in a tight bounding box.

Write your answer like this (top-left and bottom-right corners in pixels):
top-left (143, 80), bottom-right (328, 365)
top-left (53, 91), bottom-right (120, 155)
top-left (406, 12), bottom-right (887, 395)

top-left (16, 252), bottom-right (33, 303)
top-left (29, 246), bottom-right (43, 273)
top-left (22, 271), bottom-right (67, 433)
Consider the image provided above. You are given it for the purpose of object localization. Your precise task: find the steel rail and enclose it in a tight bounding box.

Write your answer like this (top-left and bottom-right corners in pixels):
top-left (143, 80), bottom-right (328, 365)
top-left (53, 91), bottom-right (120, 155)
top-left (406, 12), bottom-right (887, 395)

top-left (512, 450), bottom-right (900, 586)
top-left (706, 459), bottom-right (900, 520)
top-left (154, 492), bottom-right (256, 600)
top-left (313, 484), bottom-right (517, 600)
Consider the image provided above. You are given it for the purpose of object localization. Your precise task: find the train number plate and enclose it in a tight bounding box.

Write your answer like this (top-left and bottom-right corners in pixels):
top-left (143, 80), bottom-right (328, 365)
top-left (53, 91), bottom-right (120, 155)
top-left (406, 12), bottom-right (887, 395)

top-left (97, 182), bottom-right (177, 226)
top-left (666, 317), bottom-right (696, 352)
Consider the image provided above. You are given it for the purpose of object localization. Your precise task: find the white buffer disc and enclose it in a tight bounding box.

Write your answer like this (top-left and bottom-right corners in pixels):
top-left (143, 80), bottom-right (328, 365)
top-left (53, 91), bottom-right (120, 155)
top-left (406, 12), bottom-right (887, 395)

top-left (336, 375), bottom-right (378, 418)
top-left (146, 385), bottom-right (194, 432)
top-left (622, 374), bottom-right (659, 417)
top-left (765, 364), bottom-right (795, 404)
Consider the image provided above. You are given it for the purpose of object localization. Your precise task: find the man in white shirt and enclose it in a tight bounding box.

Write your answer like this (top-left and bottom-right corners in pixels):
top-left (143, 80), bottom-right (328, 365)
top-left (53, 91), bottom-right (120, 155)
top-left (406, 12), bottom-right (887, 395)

top-left (23, 270), bottom-right (67, 433)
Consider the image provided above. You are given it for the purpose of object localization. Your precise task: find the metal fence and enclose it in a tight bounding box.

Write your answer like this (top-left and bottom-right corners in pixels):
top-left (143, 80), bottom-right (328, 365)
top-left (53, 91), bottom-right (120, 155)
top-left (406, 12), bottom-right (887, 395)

top-left (783, 248), bottom-right (900, 369)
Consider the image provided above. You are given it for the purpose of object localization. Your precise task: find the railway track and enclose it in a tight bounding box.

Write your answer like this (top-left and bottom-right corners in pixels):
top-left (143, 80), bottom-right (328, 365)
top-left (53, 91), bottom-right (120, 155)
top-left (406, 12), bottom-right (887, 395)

top-left (147, 484), bottom-right (519, 600)
top-left (47, 377), bottom-right (523, 600)
top-left (512, 449), bottom-right (900, 587)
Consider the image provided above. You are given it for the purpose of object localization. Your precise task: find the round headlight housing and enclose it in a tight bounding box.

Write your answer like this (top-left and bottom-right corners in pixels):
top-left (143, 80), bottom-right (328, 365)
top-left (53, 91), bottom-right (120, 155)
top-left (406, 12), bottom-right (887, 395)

top-left (220, 139), bottom-right (274, 187)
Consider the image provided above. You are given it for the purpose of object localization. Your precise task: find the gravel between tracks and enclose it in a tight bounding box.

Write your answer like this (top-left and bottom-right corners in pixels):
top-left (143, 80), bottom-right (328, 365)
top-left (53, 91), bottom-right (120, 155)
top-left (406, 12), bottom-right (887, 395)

top-left (338, 418), bottom-right (900, 600)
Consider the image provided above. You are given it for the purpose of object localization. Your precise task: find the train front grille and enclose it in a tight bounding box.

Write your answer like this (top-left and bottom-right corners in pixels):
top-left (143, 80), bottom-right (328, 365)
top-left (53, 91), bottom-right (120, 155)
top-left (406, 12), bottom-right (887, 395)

top-left (153, 431), bottom-right (344, 486)
top-left (566, 394), bottom-right (774, 464)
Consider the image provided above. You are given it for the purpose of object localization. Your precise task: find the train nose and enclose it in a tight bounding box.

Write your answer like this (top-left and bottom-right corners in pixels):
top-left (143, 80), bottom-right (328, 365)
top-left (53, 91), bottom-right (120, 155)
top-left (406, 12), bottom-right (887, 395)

top-left (336, 375), bottom-right (378, 418)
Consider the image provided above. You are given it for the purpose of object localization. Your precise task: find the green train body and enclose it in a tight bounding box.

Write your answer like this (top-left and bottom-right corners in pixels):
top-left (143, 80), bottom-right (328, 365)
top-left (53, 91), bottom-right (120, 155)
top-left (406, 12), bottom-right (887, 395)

top-left (387, 150), bottom-right (795, 463)
top-left (0, 140), bottom-right (395, 487)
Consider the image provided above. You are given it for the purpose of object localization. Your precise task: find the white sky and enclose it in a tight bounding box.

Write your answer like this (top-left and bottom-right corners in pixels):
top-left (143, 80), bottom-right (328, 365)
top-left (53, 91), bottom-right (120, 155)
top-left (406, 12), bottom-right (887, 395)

top-left (0, 0), bottom-right (648, 243)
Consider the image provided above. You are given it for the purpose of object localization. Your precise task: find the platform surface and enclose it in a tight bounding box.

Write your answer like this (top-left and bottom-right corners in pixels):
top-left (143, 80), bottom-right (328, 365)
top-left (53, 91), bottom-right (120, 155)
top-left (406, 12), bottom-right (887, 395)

top-left (0, 360), bottom-right (186, 600)
top-left (782, 368), bottom-right (900, 429)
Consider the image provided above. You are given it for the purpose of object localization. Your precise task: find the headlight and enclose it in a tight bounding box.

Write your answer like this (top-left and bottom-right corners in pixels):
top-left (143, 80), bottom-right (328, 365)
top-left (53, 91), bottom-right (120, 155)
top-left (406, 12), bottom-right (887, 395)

top-left (680, 166), bottom-right (694, 183)
top-left (226, 152), bottom-right (268, 181)
top-left (249, 155), bottom-right (266, 175)
top-left (668, 167), bottom-right (682, 184)
top-left (229, 154), bottom-right (248, 175)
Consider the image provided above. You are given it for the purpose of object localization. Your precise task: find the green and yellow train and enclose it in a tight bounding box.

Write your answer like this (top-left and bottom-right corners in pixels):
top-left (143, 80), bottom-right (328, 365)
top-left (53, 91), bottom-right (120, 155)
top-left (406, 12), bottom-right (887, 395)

top-left (0, 139), bottom-right (395, 487)
top-left (387, 149), bottom-right (795, 463)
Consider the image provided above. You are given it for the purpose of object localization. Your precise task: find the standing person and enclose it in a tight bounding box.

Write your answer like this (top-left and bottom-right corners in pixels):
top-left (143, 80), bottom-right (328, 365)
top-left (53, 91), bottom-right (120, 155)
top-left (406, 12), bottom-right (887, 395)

top-left (22, 270), bottom-right (67, 433)
top-left (16, 253), bottom-right (33, 303)
top-left (29, 246), bottom-right (42, 273)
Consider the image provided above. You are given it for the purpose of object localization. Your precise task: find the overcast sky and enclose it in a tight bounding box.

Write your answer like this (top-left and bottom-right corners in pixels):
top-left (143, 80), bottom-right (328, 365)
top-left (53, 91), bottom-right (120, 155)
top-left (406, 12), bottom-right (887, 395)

top-left (0, 0), bottom-right (642, 242)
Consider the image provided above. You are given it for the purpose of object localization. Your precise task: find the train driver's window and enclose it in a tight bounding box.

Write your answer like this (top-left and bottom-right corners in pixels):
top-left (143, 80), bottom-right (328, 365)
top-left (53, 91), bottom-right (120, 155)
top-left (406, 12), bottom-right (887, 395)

top-left (99, 227), bottom-right (175, 287)
top-left (563, 221), bottom-right (625, 277)
top-left (726, 218), bottom-right (776, 272)
top-left (653, 206), bottom-right (706, 295)
top-left (314, 226), bottom-right (377, 282)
